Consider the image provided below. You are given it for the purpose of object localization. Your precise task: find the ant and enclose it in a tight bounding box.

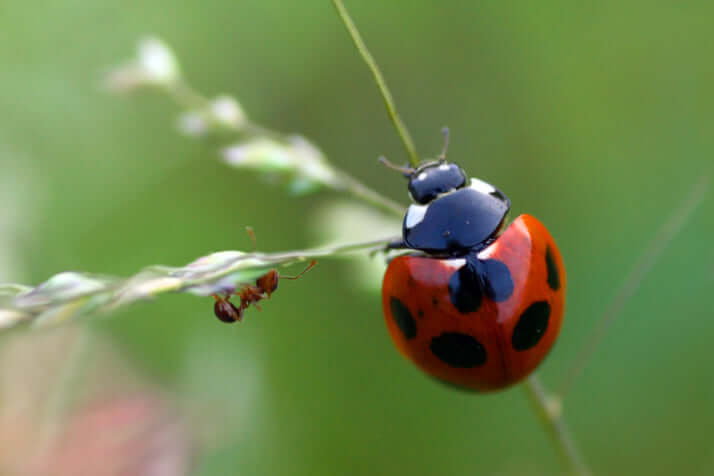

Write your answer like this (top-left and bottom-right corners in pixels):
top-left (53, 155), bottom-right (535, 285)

top-left (211, 260), bottom-right (317, 323)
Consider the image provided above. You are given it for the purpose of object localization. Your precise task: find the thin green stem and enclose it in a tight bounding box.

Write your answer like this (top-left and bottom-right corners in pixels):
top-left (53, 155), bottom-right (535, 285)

top-left (165, 80), bottom-right (208, 111)
top-left (335, 170), bottom-right (405, 217)
top-left (331, 0), bottom-right (420, 167)
top-left (135, 237), bottom-right (398, 285)
top-left (523, 376), bottom-right (591, 476)
top-left (179, 236), bottom-right (399, 290)
top-left (0, 236), bottom-right (402, 329)
top-left (0, 284), bottom-right (33, 295)
top-left (262, 237), bottom-right (394, 263)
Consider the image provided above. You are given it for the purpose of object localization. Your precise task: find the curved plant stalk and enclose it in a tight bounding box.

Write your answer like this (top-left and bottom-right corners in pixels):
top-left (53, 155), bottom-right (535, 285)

top-left (106, 37), bottom-right (404, 217)
top-left (0, 237), bottom-right (396, 330)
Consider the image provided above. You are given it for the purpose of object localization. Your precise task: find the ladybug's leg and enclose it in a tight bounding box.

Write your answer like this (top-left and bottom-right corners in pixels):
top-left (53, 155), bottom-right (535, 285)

top-left (465, 253), bottom-right (514, 303)
top-left (369, 239), bottom-right (410, 260)
top-left (385, 239), bottom-right (409, 250)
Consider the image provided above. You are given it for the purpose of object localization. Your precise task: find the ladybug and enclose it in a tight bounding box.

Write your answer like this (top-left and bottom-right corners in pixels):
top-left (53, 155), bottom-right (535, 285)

top-left (381, 130), bottom-right (565, 391)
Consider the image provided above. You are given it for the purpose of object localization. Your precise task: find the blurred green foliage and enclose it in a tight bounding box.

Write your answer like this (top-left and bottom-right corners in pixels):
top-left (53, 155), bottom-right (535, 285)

top-left (1, 1), bottom-right (713, 474)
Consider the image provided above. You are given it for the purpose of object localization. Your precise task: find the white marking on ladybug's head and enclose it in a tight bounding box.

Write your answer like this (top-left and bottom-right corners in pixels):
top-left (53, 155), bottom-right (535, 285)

top-left (438, 163), bottom-right (450, 171)
top-left (441, 258), bottom-right (466, 270)
top-left (470, 178), bottom-right (496, 195)
top-left (416, 172), bottom-right (427, 181)
top-left (477, 242), bottom-right (499, 260)
top-left (404, 204), bottom-right (428, 229)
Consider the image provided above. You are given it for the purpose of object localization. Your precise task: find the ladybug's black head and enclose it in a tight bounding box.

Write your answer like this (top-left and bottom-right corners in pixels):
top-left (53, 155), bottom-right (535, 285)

top-left (382, 128), bottom-right (511, 255)
top-left (407, 161), bottom-right (467, 204)
top-left (379, 127), bottom-right (466, 204)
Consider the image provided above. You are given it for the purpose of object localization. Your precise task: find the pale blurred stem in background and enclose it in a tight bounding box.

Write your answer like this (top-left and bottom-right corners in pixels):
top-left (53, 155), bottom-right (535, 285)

top-left (524, 177), bottom-right (706, 476)
top-left (556, 176), bottom-right (709, 400)
top-left (166, 80), bottom-right (285, 142)
top-left (163, 79), bottom-right (405, 217)
top-left (525, 177), bottom-right (707, 476)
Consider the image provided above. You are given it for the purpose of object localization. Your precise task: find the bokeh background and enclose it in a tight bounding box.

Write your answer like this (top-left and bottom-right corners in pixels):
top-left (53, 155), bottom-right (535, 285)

top-left (1, 1), bottom-right (713, 475)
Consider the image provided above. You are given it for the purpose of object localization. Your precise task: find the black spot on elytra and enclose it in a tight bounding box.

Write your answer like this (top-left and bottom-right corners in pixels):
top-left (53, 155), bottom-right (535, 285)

top-left (417, 309), bottom-right (425, 319)
top-left (430, 332), bottom-right (487, 368)
top-left (449, 258), bottom-right (513, 312)
top-left (480, 259), bottom-right (514, 302)
top-left (512, 301), bottom-right (551, 351)
top-left (389, 297), bottom-right (417, 339)
top-left (448, 264), bottom-right (482, 313)
top-left (545, 246), bottom-right (560, 291)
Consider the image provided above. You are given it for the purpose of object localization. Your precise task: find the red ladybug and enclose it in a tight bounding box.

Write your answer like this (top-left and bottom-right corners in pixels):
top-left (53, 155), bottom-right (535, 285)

top-left (381, 132), bottom-right (565, 391)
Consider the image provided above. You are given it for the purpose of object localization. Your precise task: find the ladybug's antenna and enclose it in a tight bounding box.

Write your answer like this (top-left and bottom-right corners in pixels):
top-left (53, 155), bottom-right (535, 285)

top-left (331, 0), bottom-right (420, 168)
top-left (378, 156), bottom-right (415, 177)
top-left (438, 127), bottom-right (450, 161)
top-left (281, 260), bottom-right (318, 280)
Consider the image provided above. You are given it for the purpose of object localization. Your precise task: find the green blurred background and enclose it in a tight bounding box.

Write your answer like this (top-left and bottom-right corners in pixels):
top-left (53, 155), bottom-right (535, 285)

top-left (1, 1), bottom-right (713, 474)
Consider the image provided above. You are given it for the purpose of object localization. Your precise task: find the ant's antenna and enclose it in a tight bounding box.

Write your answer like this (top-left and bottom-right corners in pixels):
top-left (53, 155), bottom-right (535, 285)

top-left (282, 260), bottom-right (318, 280)
top-left (331, 0), bottom-right (420, 167)
top-left (245, 226), bottom-right (257, 250)
top-left (439, 127), bottom-right (450, 161)
top-left (378, 156), bottom-right (415, 177)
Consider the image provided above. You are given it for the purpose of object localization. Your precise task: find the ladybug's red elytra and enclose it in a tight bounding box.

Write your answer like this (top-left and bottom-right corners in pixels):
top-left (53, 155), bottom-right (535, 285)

top-left (382, 131), bottom-right (565, 391)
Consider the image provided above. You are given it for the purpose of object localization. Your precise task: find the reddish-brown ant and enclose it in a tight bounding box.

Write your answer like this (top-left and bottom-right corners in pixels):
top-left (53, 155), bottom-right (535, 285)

top-left (211, 260), bottom-right (317, 323)
top-left (212, 296), bottom-right (244, 323)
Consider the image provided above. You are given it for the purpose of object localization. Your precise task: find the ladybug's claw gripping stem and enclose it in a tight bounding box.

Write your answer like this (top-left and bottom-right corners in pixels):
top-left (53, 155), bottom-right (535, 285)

top-left (384, 239), bottom-right (409, 251)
